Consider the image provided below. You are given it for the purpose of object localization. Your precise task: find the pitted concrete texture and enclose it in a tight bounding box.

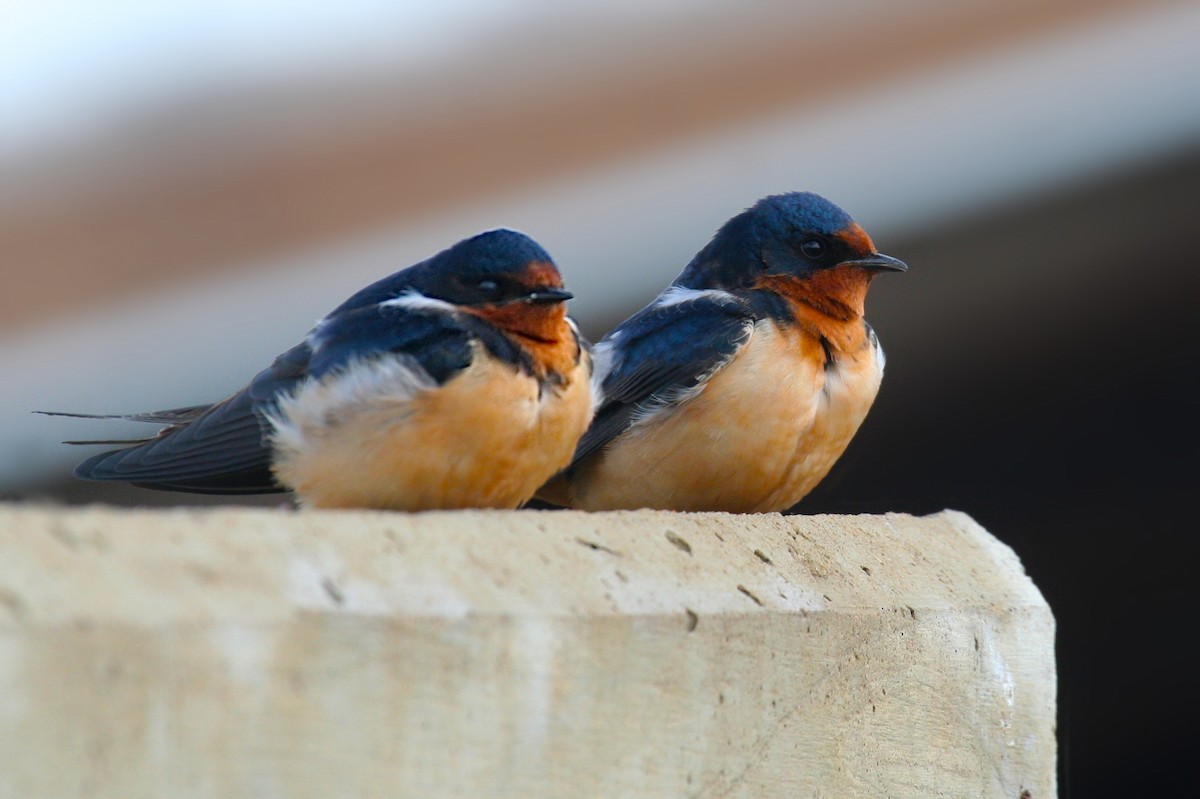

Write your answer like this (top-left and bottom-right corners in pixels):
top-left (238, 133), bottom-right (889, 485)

top-left (0, 506), bottom-right (1056, 798)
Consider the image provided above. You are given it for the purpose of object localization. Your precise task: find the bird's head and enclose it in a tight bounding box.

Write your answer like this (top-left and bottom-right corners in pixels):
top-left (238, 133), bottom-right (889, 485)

top-left (418, 229), bottom-right (570, 307)
top-left (418, 228), bottom-right (573, 343)
top-left (679, 192), bottom-right (905, 319)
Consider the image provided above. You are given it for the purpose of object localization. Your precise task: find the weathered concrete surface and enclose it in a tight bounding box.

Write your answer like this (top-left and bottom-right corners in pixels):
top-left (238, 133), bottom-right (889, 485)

top-left (0, 506), bottom-right (1055, 798)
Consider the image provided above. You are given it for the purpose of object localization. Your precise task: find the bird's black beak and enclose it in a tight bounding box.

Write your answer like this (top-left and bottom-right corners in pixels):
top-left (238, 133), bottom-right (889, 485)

top-left (523, 287), bottom-right (574, 304)
top-left (841, 252), bottom-right (908, 272)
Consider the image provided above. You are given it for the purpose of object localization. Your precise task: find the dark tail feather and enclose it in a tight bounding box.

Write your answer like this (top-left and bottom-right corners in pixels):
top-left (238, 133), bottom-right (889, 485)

top-left (36, 405), bottom-right (212, 425)
top-left (74, 447), bottom-right (283, 495)
top-left (38, 406), bottom-right (216, 447)
top-left (43, 383), bottom-right (285, 495)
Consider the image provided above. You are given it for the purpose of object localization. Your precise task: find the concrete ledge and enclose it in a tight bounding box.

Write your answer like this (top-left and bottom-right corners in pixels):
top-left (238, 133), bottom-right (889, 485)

top-left (0, 506), bottom-right (1056, 798)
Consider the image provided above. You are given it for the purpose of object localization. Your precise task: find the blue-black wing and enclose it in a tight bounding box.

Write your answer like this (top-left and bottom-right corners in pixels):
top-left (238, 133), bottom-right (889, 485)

top-left (305, 302), bottom-right (477, 383)
top-left (70, 303), bottom-right (478, 494)
top-left (569, 293), bottom-right (755, 466)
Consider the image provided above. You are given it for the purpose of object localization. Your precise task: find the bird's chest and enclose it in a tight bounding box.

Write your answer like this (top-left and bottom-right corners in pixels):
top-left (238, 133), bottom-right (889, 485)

top-left (700, 319), bottom-right (882, 471)
top-left (597, 320), bottom-right (883, 512)
top-left (271, 347), bottom-right (592, 509)
top-left (774, 323), bottom-right (884, 505)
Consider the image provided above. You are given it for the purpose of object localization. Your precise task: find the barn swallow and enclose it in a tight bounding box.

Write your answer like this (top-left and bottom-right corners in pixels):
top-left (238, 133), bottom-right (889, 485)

top-left (538, 192), bottom-right (905, 513)
top-left (52, 229), bottom-right (593, 510)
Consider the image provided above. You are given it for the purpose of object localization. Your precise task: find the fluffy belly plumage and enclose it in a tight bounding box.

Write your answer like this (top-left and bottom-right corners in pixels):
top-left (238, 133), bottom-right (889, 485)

top-left (270, 354), bottom-right (592, 510)
top-left (568, 323), bottom-right (882, 513)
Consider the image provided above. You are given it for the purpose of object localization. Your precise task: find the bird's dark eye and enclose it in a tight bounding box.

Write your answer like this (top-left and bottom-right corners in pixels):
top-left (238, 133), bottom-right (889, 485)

top-left (477, 279), bottom-right (499, 293)
top-left (799, 238), bottom-right (826, 259)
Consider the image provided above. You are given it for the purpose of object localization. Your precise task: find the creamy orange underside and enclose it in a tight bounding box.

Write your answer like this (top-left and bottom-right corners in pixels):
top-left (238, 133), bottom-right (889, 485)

top-left (273, 354), bottom-right (591, 510)
top-left (566, 321), bottom-right (881, 512)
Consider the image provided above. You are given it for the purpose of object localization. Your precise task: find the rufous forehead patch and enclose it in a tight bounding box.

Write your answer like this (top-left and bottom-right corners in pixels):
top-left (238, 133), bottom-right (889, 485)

top-left (520, 261), bottom-right (563, 288)
top-left (836, 223), bottom-right (875, 254)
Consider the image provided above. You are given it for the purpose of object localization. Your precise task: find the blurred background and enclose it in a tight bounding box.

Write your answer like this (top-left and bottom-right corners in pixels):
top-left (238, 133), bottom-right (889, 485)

top-left (2, 1), bottom-right (1197, 795)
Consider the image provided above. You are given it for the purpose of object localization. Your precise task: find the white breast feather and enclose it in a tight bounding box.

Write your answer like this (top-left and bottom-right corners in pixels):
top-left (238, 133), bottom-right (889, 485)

top-left (869, 325), bottom-right (886, 371)
top-left (652, 286), bottom-right (738, 309)
top-left (380, 291), bottom-right (458, 313)
top-left (588, 337), bottom-right (619, 408)
top-left (266, 354), bottom-right (437, 455)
